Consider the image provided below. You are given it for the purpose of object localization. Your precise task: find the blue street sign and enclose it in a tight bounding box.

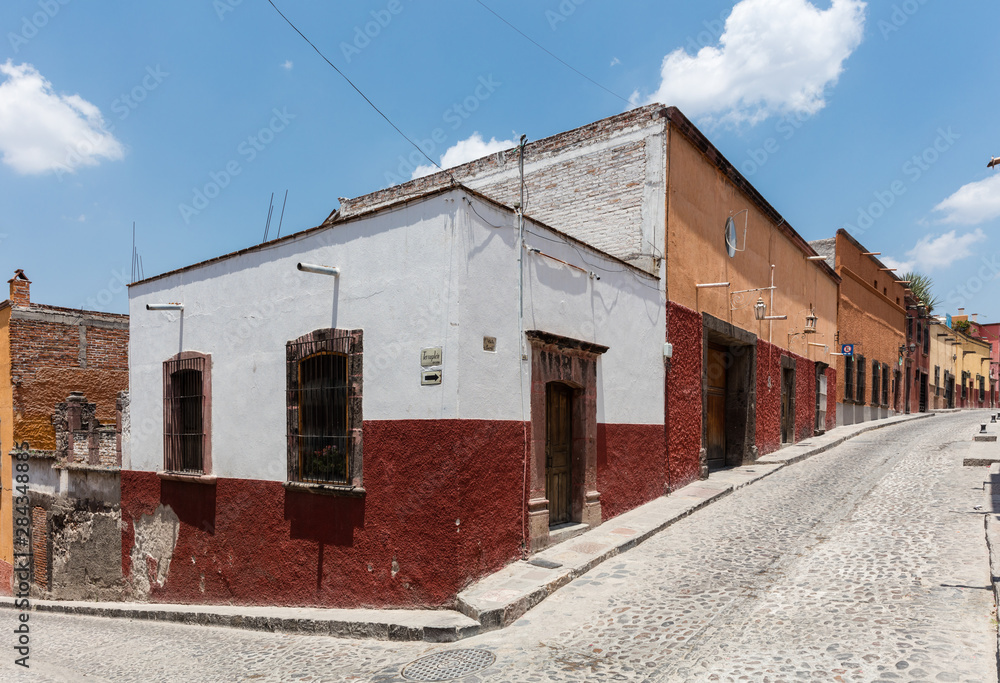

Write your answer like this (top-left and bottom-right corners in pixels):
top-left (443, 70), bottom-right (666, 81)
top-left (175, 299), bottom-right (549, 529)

top-left (841, 344), bottom-right (854, 356)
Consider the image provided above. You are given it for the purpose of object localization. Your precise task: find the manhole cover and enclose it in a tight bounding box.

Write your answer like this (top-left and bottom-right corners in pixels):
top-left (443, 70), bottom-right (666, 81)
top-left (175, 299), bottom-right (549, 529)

top-left (402, 649), bottom-right (496, 681)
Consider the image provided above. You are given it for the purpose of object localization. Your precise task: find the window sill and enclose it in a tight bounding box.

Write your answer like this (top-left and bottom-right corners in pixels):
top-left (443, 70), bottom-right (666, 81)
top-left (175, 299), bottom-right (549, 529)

top-left (157, 471), bottom-right (217, 485)
top-left (284, 481), bottom-right (366, 498)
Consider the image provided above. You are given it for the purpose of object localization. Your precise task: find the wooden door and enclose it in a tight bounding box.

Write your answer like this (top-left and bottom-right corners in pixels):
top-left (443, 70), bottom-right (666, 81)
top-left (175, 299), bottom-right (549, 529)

top-left (546, 383), bottom-right (573, 526)
top-left (781, 367), bottom-right (794, 443)
top-left (706, 345), bottom-right (727, 470)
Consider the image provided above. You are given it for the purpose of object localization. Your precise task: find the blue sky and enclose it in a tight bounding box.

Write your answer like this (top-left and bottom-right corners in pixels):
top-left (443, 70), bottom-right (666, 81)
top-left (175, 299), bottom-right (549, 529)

top-left (1, 0), bottom-right (997, 320)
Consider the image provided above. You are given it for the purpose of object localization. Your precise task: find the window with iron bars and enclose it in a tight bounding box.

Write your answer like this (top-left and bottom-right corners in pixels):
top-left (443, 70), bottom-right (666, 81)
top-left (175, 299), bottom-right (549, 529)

top-left (286, 329), bottom-right (362, 487)
top-left (163, 352), bottom-right (211, 474)
top-left (934, 366), bottom-right (940, 396)
top-left (882, 365), bottom-right (889, 406)
top-left (845, 354), bottom-right (855, 402)
top-left (856, 355), bottom-right (866, 405)
top-left (871, 361), bottom-right (880, 406)
top-left (979, 375), bottom-right (986, 403)
top-left (962, 371), bottom-right (969, 401)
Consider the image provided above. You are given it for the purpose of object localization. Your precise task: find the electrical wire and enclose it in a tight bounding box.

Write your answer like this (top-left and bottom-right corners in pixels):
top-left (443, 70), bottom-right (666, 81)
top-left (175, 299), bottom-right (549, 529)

top-left (265, 0), bottom-right (445, 174)
top-left (473, 0), bottom-right (632, 107)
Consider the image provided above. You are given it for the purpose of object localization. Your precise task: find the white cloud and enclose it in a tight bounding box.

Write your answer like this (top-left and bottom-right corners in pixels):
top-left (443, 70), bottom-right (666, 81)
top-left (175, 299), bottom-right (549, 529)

top-left (0, 61), bottom-right (123, 175)
top-left (887, 229), bottom-right (987, 273)
top-left (411, 133), bottom-right (518, 179)
top-left (282, 60), bottom-right (294, 70)
top-left (610, 57), bottom-right (621, 67)
top-left (933, 174), bottom-right (1000, 225)
top-left (633, 0), bottom-right (866, 127)
top-left (880, 256), bottom-right (913, 273)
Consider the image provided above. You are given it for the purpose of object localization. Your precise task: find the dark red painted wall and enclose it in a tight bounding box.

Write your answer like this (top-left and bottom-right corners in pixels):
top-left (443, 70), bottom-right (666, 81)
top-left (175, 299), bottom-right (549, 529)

top-left (755, 340), bottom-right (783, 456)
top-left (795, 356), bottom-right (816, 442)
top-left (825, 367), bottom-right (837, 431)
top-left (597, 424), bottom-right (666, 520)
top-left (665, 302), bottom-right (703, 488)
top-left (121, 419), bottom-right (526, 609)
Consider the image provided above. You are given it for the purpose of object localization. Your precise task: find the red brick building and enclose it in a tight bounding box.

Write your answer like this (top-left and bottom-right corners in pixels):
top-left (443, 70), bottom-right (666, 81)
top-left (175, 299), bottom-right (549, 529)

top-left (0, 270), bottom-right (128, 591)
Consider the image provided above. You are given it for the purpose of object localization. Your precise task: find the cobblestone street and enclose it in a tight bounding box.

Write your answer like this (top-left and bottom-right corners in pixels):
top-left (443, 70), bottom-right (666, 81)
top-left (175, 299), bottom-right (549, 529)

top-left (7, 412), bottom-right (997, 682)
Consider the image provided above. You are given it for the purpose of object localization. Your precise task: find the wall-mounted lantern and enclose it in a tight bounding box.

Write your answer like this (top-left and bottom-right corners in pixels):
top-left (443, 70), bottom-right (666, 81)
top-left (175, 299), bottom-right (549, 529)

top-left (754, 296), bottom-right (766, 321)
top-left (804, 306), bottom-right (818, 334)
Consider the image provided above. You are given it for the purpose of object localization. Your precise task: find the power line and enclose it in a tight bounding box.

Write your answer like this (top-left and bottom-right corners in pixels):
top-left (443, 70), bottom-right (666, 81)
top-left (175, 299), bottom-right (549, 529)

top-left (473, 0), bottom-right (632, 106)
top-left (264, 0), bottom-right (445, 174)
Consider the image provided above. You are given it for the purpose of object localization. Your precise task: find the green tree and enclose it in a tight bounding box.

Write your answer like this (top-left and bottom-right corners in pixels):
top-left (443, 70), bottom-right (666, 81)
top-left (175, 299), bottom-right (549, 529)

top-left (900, 271), bottom-right (940, 313)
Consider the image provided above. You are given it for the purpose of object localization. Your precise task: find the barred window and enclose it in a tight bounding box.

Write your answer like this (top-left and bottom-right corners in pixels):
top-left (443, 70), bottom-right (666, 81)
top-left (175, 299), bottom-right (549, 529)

top-left (882, 365), bottom-right (889, 405)
top-left (979, 376), bottom-right (986, 403)
top-left (857, 355), bottom-right (866, 405)
top-left (286, 329), bottom-right (362, 487)
top-left (934, 366), bottom-right (940, 396)
top-left (163, 352), bottom-right (211, 474)
top-left (845, 354), bottom-right (855, 401)
top-left (871, 362), bottom-right (880, 406)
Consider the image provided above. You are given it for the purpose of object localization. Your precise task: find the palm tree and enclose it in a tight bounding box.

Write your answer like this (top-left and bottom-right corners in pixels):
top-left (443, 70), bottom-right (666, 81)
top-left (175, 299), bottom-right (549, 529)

top-left (900, 271), bottom-right (940, 313)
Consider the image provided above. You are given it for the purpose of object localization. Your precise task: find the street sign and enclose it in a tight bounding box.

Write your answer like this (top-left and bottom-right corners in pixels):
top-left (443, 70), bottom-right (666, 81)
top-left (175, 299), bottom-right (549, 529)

top-left (420, 347), bottom-right (442, 367)
top-left (841, 344), bottom-right (854, 356)
top-left (421, 370), bottom-right (442, 385)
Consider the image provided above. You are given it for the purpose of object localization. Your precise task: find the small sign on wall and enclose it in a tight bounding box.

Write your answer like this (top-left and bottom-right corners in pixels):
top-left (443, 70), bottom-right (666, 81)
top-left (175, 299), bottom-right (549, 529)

top-left (841, 344), bottom-right (854, 357)
top-left (421, 369), bottom-right (442, 385)
top-left (421, 347), bottom-right (442, 367)
top-left (483, 336), bottom-right (497, 352)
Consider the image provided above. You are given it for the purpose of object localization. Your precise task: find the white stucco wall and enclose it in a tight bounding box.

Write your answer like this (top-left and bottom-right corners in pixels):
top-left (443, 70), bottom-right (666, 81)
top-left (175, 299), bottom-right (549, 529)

top-left (128, 188), bottom-right (665, 480)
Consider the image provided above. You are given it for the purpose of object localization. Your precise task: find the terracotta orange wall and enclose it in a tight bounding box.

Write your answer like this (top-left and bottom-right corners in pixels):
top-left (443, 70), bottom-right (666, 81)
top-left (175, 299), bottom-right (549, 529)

top-left (833, 231), bottom-right (906, 409)
top-left (665, 126), bottom-right (838, 367)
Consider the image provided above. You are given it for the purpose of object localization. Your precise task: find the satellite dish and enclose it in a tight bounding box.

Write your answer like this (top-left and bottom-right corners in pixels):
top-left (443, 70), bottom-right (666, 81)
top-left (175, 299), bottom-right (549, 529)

top-left (725, 217), bottom-right (737, 258)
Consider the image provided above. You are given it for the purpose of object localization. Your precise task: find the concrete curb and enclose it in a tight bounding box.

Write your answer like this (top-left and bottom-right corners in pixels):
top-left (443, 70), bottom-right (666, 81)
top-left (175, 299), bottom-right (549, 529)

top-left (756, 412), bottom-right (935, 467)
top-left (0, 598), bottom-right (480, 643)
top-left (981, 464), bottom-right (1000, 678)
top-left (0, 411), bottom-right (938, 642)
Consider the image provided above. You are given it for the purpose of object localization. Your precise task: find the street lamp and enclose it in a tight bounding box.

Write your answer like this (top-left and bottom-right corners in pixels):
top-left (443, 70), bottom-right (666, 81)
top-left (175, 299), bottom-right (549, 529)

top-left (804, 307), bottom-right (818, 333)
top-left (754, 296), bottom-right (766, 321)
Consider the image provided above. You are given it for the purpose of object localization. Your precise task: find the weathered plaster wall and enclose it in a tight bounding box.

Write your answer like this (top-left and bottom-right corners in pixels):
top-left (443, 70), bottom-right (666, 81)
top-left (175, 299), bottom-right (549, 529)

top-left (795, 356), bottom-right (816, 443)
top-left (664, 124), bottom-right (839, 371)
top-left (128, 190), bottom-right (664, 479)
top-left (665, 302), bottom-right (703, 489)
top-left (755, 340), bottom-right (782, 456)
top-left (121, 419), bottom-right (524, 608)
top-left (596, 424), bottom-right (666, 520)
top-left (825, 367), bottom-right (837, 432)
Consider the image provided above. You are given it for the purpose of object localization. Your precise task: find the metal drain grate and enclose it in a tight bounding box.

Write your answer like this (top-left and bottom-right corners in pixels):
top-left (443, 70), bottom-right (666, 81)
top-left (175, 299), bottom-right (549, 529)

top-left (401, 649), bottom-right (496, 681)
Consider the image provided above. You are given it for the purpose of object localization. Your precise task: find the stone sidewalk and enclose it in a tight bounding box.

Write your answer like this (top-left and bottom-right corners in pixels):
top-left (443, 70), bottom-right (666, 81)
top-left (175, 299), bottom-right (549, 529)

top-left (0, 412), bottom-right (935, 643)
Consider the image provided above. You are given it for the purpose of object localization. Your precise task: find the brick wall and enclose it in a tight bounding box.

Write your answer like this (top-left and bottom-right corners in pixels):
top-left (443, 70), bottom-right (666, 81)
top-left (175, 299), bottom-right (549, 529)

top-left (337, 104), bottom-right (666, 269)
top-left (8, 306), bottom-right (128, 450)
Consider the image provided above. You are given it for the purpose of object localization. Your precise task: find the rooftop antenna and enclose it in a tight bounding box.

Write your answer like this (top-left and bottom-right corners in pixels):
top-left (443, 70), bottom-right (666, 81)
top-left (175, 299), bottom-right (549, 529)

top-left (262, 192), bottom-right (275, 242)
top-left (131, 222), bottom-right (136, 284)
top-left (275, 190), bottom-right (289, 239)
